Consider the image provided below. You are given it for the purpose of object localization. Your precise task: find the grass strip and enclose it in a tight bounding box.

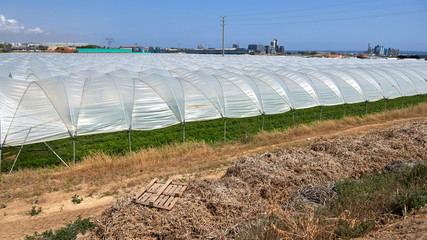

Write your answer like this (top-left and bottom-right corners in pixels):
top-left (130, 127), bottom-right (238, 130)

top-left (1, 94), bottom-right (426, 172)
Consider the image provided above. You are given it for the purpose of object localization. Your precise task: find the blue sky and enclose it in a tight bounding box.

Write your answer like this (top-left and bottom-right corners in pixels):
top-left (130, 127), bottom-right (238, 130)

top-left (1, 0), bottom-right (426, 51)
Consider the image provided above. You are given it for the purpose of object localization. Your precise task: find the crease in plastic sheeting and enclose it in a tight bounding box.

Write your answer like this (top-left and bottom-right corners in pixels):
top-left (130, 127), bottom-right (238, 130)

top-left (397, 68), bottom-right (427, 94)
top-left (276, 71), bottom-right (321, 105)
top-left (244, 70), bottom-right (294, 109)
top-left (305, 71), bottom-right (345, 104)
top-left (363, 68), bottom-right (404, 98)
top-left (341, 69), bottom-right (385, 100)
top-left (132, 77), bottom-right (183, 124)
top-left (323, 69), bottom-right (367, 101)
top-left (3, 83), bottom-right (70, 146)
top-left (383, 69), bottom-right (419, 95)
top-left (216, 73), bottom-right (264, 114)
top-left (177, 77), bottom-right (224, 118)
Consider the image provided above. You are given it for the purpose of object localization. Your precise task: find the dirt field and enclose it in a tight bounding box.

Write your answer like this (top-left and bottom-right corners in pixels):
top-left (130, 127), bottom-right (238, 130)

top-left (1, 117), bottom-right (426, 239)
top-left (93, 120), bottom-right (427, 239)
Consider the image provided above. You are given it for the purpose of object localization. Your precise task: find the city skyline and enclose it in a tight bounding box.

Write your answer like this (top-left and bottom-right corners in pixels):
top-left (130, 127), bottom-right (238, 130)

top-left (1, 0), bottom-right (426, 51)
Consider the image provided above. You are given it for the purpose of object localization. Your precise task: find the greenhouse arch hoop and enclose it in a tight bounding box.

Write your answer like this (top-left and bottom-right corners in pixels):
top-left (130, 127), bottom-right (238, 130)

top-left (1, 53), bottom-right (427, 168)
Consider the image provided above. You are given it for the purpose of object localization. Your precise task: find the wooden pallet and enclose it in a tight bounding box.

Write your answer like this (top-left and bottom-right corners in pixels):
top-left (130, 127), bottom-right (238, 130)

top-left (132, 178), bottom-right (187, 210)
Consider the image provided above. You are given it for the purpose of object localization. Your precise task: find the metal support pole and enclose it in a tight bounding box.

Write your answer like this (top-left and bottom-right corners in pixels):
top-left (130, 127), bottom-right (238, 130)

top-left (343, 103), bottom-right (347, 118)
top-left (261, 113), bottom-right (265, 133)
top-left (418, 94), bottom-right (420, 104)
top-left (182, 121), bottom-right (186, 144)
top-left (128, 129), bottom-right (132, 153)
top-left (9, 127), bottom-right (32, 175)
top-left (44, 142), bottom-right (70, 168)
top-left (223, 118), bottom-right (227, 143)
top-left (401, 96), bottom-right (404, 108)
top-left (320, 106), bottom-right (323, 121)
top-left (73, 137), bottom-right (76, 165)
top-left (365, 101), bottom-right (368, 116)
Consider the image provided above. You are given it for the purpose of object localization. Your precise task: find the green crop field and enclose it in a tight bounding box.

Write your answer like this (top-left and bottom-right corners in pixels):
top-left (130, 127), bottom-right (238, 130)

top-left (1, 94), bottom-right (426, 173)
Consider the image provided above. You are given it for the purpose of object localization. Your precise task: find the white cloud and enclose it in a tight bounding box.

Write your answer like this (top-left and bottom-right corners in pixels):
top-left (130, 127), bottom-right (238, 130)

top-left (0, 14), bottom-right (44, 34)
top-left (27, 27), bottom-right (43, 34)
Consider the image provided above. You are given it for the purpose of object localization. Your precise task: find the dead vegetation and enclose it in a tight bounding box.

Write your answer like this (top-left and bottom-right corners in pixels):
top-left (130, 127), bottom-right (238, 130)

top-left (93, 120), bottom-right (427, 239)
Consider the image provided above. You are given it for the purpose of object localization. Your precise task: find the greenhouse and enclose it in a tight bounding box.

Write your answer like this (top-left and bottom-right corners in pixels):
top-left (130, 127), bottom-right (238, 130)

top-left (1, 53), bottom-right (427, 168)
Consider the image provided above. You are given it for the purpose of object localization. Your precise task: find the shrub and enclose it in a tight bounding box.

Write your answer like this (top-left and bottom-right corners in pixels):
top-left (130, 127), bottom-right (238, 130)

top-left (390, 191), bottom-right (427, 216)
top-left (71, 194), bottom-right (83, 204)
top-left (28, 206), bottom-right (42, 216)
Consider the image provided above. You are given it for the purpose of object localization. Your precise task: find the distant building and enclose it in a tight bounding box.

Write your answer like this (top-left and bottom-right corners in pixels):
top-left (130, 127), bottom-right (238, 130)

top-left (373, 45), bottom-right (386, 56)
top-left (42, 42), bottom-right (88, 48)
top-left (181, 48), bottom-right (246, 54)
top-left (371, 44), bottom-right (399, 57)
top-left (269, 38), bottom-right (278, 54)
top-left (367, 43), bottom-right (372, 54)
top-left (77, 48), bottom-right (132, 53)
top-left (248, 44), bottom-right (264, 53)
top-left (120, 46), bottom-right (145, 52)
top-left (197, 44), bottom-right (204, 49)
top-left (232, 43), bottom-right (239, 48)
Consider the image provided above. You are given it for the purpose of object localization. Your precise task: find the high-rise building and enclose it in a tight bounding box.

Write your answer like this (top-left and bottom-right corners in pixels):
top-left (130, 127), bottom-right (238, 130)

top-left (373, 45), bottom-right (386, 56)
top-left (269, 38), bottom-right (278, 54)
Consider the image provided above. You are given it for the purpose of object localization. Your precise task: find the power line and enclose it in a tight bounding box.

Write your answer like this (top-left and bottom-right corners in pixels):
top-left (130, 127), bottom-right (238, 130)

top-left (228, 0), bottom-right (422, 22)
top-left (227, 9), bottom-right (427, 26)
top-left (226, 0), bottom-right (386, 17)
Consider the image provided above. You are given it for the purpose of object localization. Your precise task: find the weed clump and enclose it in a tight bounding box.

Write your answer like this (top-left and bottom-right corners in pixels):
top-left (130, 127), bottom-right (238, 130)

top-left (25, 215), bottom-right (96, 240)
top-left (28, 206), bottom-right (42, 216)
top-left (71, 194), bottom-right (83, 204)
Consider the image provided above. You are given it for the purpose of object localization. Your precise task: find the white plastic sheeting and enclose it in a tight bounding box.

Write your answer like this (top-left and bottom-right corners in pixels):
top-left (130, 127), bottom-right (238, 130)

top-left (1, 53), bottom-right (427, 146)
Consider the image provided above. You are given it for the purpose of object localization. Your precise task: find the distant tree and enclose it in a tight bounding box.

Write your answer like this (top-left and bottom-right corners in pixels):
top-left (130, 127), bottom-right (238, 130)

top-left (310, 51), bottom-right (318, 55)
top-left (330, 51), bottom-right (337, 55)
top-left (0, 43), bottom-right (11, 52)
top-left (38, 45), bottom-right (48, 51)
top-left (77, 45), bottom-right (101, 49)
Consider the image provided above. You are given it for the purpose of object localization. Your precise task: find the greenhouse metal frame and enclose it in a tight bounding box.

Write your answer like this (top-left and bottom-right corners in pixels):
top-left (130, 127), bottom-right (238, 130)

top-left (1, 53), bottom-right (427, 171)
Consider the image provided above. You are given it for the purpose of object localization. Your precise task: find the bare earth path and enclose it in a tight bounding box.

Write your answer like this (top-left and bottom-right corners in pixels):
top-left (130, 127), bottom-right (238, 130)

top-left (0, 116), bottom-right (426, 239)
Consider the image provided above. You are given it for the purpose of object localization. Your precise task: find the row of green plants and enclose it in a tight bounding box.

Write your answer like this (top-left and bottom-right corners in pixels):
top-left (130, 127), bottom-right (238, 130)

top-left (238, 163), bottom-right (427, 239)
top-left (1, 94), bottom-right (426, 172)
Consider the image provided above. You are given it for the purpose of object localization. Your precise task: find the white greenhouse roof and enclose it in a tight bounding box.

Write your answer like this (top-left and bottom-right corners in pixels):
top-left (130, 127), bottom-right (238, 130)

top-left (0, 53), bottom-right (427, 146)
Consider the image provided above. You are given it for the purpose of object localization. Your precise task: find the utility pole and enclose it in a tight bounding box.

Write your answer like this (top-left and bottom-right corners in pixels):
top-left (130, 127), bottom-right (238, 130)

top-left (221, 16), bottom-right (225, 57)
top-left (105, 38), bottom-right (114, 49)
